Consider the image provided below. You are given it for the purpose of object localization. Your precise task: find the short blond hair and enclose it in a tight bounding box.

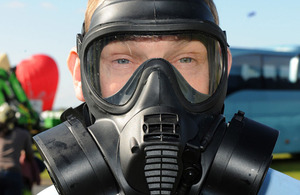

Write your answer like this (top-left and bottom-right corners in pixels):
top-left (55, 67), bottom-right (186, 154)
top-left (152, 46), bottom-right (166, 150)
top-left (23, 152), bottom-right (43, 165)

top-left (84, 0), bottom-right (101, 33)
top-left (84, 0), bottom-right (219, 32)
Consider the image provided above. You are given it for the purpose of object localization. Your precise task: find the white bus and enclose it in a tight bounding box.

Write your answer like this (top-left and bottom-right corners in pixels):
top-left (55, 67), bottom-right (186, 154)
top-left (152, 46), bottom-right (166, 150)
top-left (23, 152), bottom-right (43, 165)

top-left (225, 46), bottom-right (300, 154)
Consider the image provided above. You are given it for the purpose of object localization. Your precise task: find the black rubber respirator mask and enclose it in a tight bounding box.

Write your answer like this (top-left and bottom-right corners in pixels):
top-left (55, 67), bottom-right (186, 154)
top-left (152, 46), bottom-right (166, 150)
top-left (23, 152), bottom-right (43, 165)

top-left (33, 0), bottom-right (278, 194)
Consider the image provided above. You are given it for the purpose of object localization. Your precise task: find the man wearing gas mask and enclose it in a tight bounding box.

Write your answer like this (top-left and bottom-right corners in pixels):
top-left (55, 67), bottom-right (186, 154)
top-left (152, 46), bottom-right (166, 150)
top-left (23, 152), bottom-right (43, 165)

top-left (35, 0), bottom-right (300, 195)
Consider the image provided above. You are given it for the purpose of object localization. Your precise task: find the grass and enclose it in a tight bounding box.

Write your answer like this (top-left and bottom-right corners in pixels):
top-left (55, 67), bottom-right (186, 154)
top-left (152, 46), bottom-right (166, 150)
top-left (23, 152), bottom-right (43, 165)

top-left (33, 145), bottom-right (52, 184)
top-left (271, 153), bottom-right (300, 180)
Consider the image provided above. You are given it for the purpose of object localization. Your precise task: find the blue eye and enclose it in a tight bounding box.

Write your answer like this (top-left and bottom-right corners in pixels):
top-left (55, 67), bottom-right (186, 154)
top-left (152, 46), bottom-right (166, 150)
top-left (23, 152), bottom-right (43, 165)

top-left (179, 58), bottom-right (192, 63)
top-left (117, 59), bottom-right (130, 64)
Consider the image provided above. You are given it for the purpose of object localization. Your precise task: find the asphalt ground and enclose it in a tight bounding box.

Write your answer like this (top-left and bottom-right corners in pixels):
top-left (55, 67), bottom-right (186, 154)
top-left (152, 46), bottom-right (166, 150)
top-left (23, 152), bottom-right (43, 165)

top-left (32, 176), bottom-right (52, 195)
top-left (33, 185), bottom-right (51, 195)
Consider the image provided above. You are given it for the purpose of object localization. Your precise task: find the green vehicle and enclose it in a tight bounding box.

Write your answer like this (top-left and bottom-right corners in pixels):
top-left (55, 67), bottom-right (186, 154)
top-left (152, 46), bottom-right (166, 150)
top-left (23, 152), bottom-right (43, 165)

top-left (0, 53), bottom-right (40, 132)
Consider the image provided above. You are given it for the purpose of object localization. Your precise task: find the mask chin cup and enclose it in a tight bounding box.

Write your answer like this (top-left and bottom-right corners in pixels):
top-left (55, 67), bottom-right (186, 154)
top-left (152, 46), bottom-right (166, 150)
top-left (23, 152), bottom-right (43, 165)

top-left (202, 111), bottom-right (279, 195)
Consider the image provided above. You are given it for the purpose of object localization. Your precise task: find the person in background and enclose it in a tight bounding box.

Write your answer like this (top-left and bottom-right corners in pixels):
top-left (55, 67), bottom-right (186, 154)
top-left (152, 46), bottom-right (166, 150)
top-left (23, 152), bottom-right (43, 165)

top-left (0, 103), bottom-right (35, 195)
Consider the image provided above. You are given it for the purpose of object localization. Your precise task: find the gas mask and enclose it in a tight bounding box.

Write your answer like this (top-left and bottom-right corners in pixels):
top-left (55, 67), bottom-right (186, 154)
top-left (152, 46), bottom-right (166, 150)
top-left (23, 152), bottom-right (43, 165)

top-left (33, 0), bottom-right (278, 194)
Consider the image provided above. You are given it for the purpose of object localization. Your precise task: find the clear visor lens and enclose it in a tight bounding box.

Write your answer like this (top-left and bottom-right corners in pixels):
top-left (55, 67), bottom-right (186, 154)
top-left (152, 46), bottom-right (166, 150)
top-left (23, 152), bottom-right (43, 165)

top-left (84, 33), bottom-right (224, 104)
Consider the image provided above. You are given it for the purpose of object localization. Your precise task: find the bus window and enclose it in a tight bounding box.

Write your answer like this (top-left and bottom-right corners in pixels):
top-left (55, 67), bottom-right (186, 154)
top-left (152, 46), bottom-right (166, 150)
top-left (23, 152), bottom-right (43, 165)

top-left (233, 55), bottom-right (261, 80)
top-left (230, 55), bottom-right (262, 92)
top-left (262, 64), bottom-right (276, 79)
top-left (228, 52), bottom-right (300, 94)
top-left (263, 55), bottom-right (299, 89)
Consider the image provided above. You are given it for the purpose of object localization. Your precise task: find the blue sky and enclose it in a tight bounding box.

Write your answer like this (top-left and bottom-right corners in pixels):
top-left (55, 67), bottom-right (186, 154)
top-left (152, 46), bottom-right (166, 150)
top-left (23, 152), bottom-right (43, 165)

top-left (215, 0), bottom-right (300, 48)
top-left (1, 0), bottom-right (300, 109)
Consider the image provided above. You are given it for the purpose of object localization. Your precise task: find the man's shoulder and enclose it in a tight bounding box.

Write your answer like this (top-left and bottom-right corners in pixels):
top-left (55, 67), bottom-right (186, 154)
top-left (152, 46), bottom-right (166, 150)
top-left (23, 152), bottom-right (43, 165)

top-left (38, 185), bottom-right (58, 195)
top-left (259, 168), bottom-right (300, 195)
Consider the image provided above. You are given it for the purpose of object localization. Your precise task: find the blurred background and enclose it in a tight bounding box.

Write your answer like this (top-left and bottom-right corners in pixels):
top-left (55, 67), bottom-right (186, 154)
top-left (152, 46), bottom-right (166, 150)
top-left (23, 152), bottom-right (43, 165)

top-left (1, 0), bottom-right (299, 109)
top-left (0, 0), bottom-right (300, 194)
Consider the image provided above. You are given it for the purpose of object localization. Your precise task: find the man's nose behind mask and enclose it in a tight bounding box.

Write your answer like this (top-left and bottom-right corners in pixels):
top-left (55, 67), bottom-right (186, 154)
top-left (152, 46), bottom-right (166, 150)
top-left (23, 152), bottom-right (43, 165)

top-left (84, 33), bottom-right (224, 106)
top-left (103, 58), bottom-right (212, 106)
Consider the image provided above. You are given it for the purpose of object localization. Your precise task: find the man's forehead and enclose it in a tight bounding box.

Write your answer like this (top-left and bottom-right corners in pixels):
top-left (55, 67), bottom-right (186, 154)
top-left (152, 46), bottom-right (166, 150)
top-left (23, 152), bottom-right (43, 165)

top-left (111, 34), bottom-right (187, 42)
top-left (106, 37), bottom-right (206, 51)
top-left (105, 34), bottom-right (212, 47)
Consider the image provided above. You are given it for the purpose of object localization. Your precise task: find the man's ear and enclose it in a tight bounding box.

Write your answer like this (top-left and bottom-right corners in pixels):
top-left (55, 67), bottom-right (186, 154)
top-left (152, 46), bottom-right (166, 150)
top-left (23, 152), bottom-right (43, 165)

top-left (227, 47), bottom-right (232, 75)
top-left (67, 47), bottom-right (85, 101)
